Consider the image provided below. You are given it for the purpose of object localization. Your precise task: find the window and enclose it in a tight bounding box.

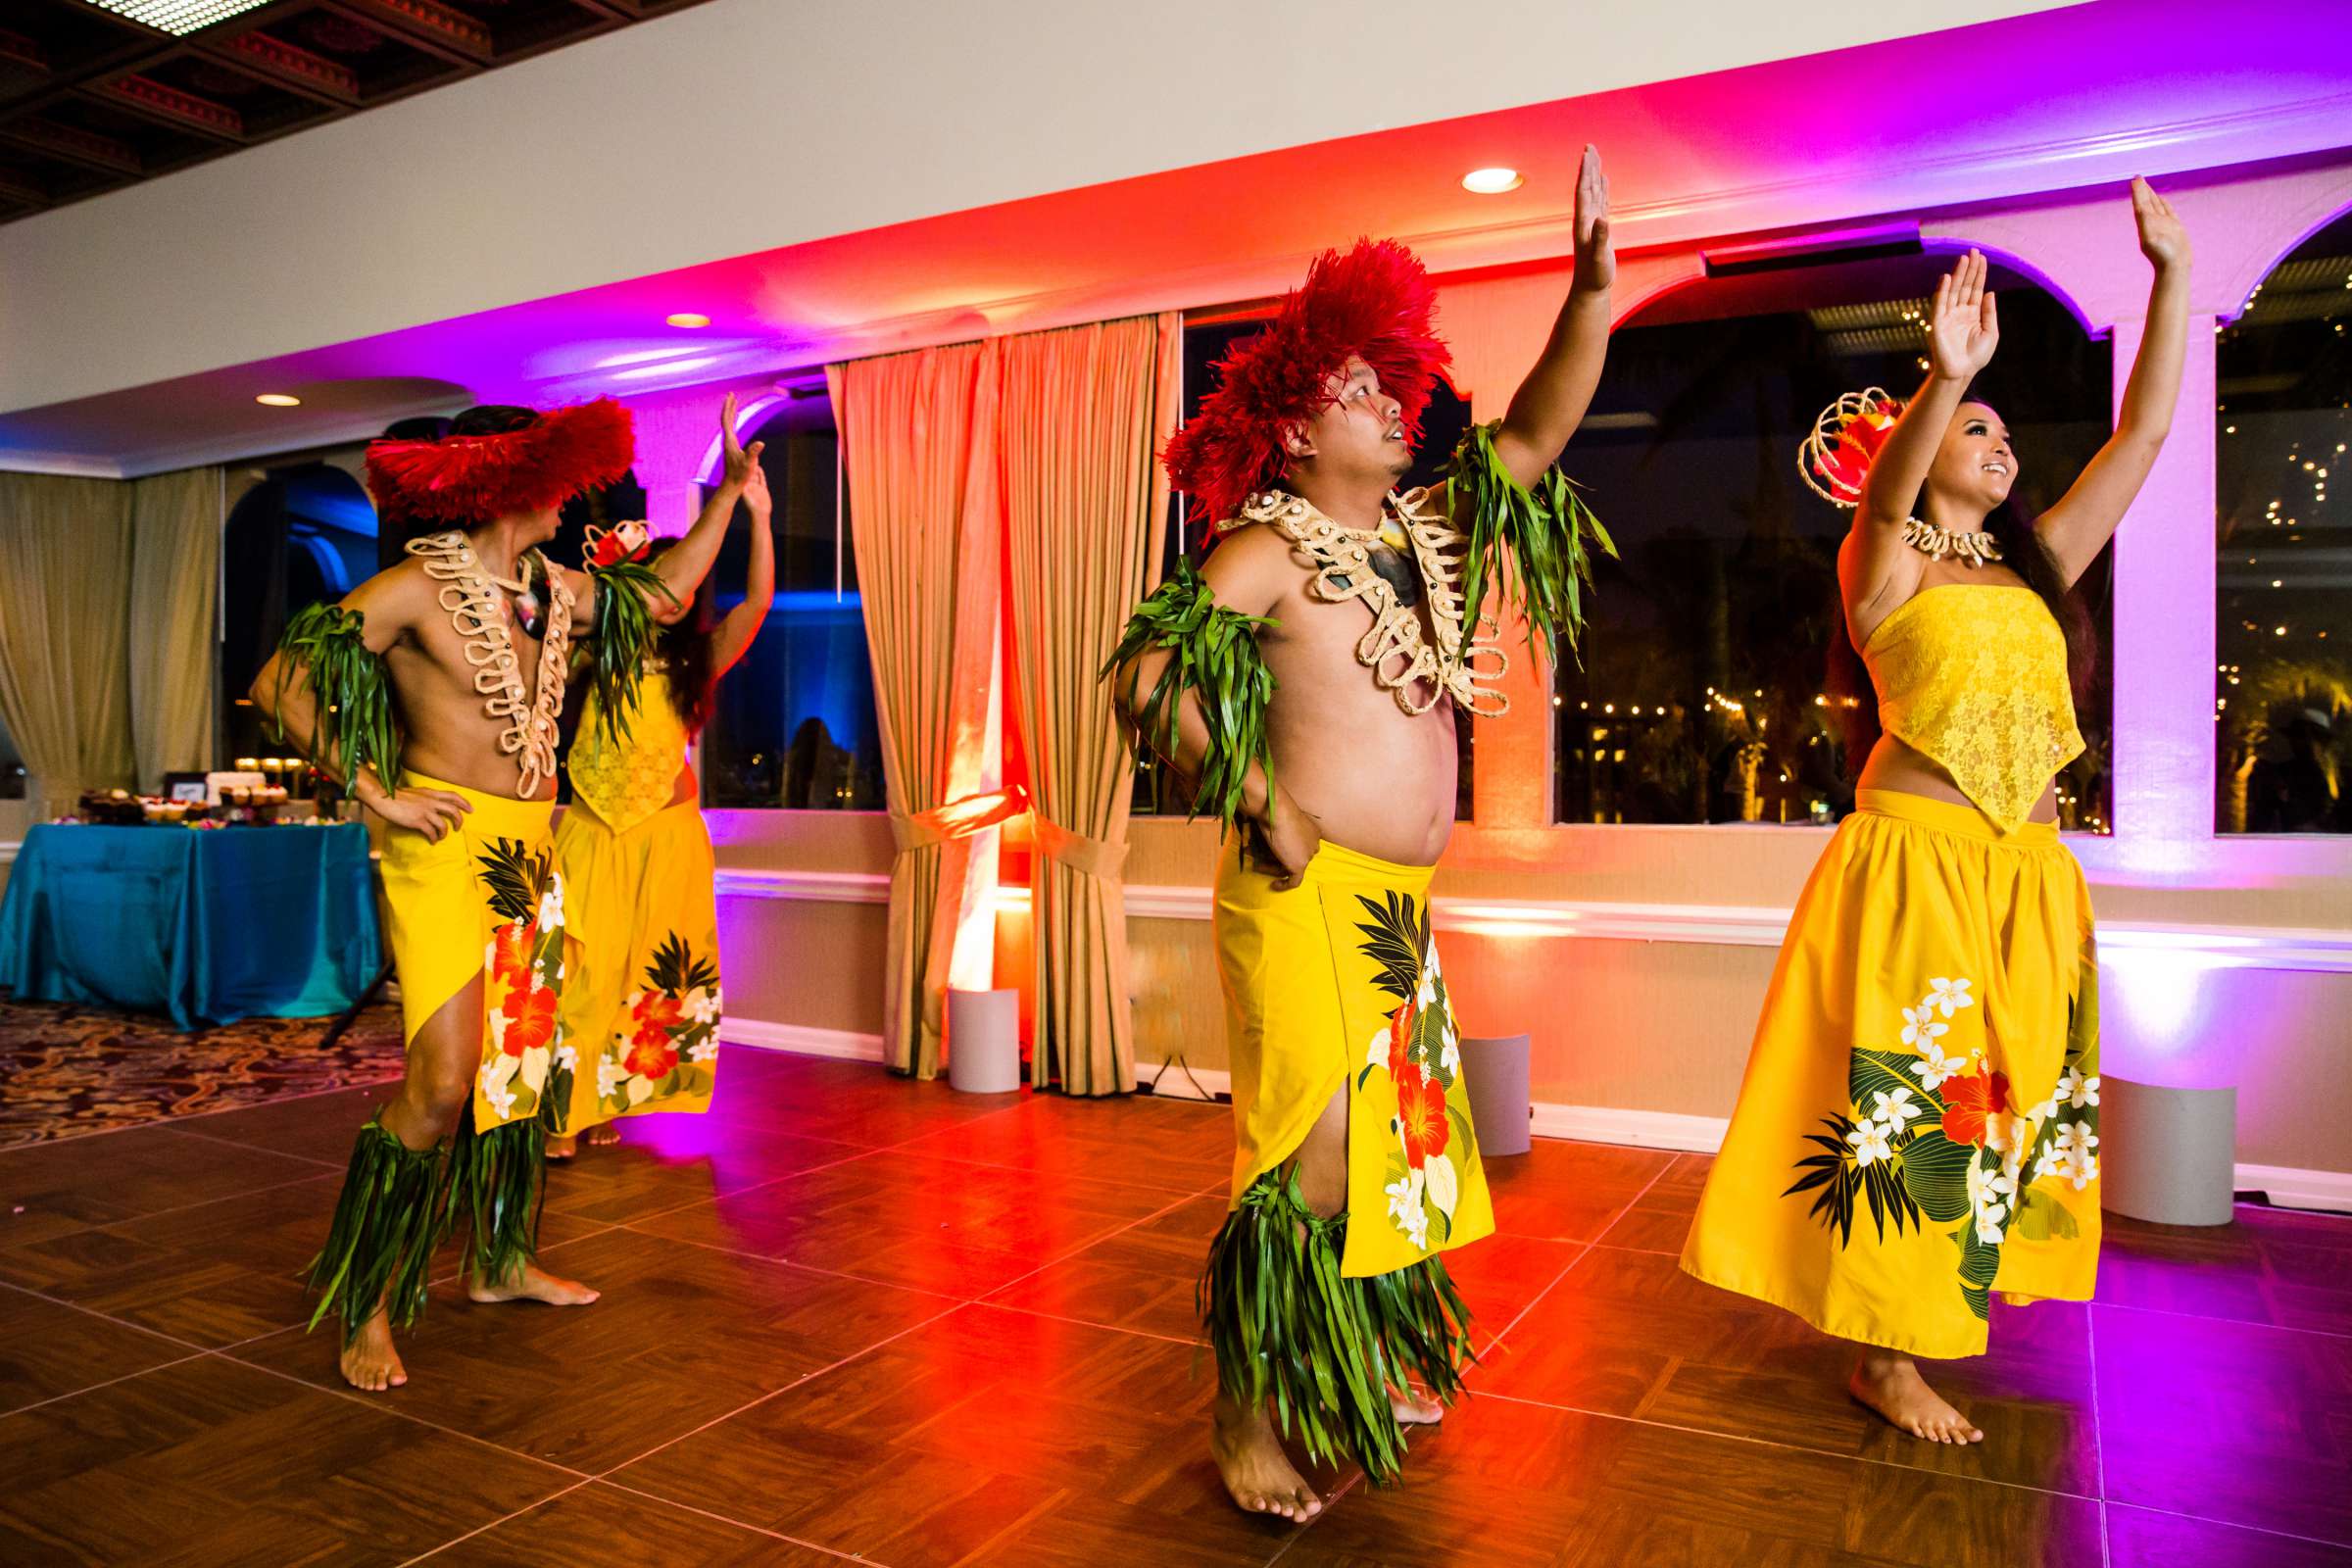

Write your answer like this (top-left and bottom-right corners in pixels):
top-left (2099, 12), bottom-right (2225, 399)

top-left (1552, 256), bottom-right (2115, 829)
top-left (1131, 314), bottom-right (1477, 819)
top-left (2216, 209), bottom-right (2352, 834)
top-left (220, 462), bottom-right (378, 766)
top-left (696, 393), bottom-right (887, 809)
top-left (0, 710), bottom-right (24, 799)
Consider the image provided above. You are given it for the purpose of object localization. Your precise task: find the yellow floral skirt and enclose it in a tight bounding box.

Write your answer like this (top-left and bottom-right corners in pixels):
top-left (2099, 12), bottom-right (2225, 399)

top-left (554, 797), bottom-right (721, 1131)
top-left (1214, 839), bottom-right (1494, 1278)
top-left (307, 772), bottom-right (568, 1338)
top-left (376, 771), bottom-right (572, 1134)
top-left (1681, 789), bottom-right (2101, 1360)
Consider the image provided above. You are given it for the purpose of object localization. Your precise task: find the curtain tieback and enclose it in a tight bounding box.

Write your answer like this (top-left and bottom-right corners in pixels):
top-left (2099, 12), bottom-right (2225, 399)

top-left (889, 786), bottom-right (1027, 855)
top-left (1032, 816), bottom-right (1128, 880)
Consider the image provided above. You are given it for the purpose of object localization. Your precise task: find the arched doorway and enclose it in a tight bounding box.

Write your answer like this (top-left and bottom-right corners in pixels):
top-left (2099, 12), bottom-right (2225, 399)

top-left (220, 462), bottom-right (378, 764)
top-left (2215, 206), bottom-right (2352, 834)
top-left (1553, 250), bottom-right (2114, 829)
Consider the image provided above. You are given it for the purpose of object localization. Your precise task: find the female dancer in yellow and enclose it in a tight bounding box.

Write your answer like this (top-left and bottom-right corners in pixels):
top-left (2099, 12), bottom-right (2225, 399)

top-left (545, 404), bottom-right (773, 1157)
top-left (1682, 179), bottom-right (2190, 1443)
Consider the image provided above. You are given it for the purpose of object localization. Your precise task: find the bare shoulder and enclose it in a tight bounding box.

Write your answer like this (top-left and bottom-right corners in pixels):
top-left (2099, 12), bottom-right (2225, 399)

top-left (1199, 523), bottom-right (1299, 619)
top-left (342, 557), bottom-right (428, 643)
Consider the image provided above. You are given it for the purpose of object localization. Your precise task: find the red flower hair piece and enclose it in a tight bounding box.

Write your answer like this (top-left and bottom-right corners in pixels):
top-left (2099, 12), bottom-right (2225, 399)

top-left (366, 398), bottom-right (635, 524)
top-left (584, 519), bottom-right (652, 568)
top-left (1162, 238), bottom-right (1450, 529)
top-left (1799, 387), bottom-right (1902, 508)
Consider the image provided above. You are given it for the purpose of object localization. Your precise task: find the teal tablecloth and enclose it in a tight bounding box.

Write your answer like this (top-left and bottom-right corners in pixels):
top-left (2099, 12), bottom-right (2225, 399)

top-left (0, 823), bottom-right (382, 1030)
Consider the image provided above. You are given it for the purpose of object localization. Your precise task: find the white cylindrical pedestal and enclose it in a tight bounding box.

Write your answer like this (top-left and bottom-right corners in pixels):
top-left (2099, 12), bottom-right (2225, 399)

top-left (1461, 1034), bottom-right (1532, 1157)
top-left (2101, 1076), bottom-right (2236, 1227)
top-left (946, 988), bottom-right (1022, 1095)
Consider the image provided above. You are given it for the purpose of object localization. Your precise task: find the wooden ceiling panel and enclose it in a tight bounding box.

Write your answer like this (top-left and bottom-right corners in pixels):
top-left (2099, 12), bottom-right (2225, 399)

top-left (0, 0), bottom-right (714, 220)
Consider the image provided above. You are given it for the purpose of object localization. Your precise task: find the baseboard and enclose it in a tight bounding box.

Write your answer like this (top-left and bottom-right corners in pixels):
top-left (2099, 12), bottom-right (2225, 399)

top-left (2234, 1162), bottom-right (2352, 1214)
top-left (1528, 1102), bottom-right (1731, 1153)
top-left (718, 1017), bottom-right (886, 1063)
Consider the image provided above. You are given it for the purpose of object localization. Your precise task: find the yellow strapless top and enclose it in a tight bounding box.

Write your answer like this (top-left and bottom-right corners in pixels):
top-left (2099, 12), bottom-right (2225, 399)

top-left (569, 672), bottom-right (689, 835)
top-left (1862, 585), bottom-right (2082, 831)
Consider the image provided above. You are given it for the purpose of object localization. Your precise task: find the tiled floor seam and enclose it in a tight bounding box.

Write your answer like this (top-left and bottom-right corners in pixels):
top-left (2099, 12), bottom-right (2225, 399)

top-left (587, 1299), bottom-right (969, 1480)
top-left (1477, 1385), bottom-right (2103, 1506)
top-left (594, 1477), bottom-right (908, 1567)
top-left (0, 1070), bottom-right (405, 1151)
top-left (217, 1347), bottom-right (603, 1482)
top-left (0, 1347), bottom-right (214, 1422)
top-left (395, 1477), bottom-right (599, 1566)
top-left (2102, 1500), bottom-right (2352, 1557)
top-left (160, 1125), bottom-right (354, 1168)
top-left (2089, 1300), bottom-right (2113, 1568)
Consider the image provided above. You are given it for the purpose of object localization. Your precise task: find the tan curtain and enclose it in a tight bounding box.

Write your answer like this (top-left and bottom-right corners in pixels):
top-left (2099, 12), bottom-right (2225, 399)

top-left (127, 467), bottom-right (222, 792)
top-left (828, 341), bottom-right (1004, 1078)
top-left (0, 473), bottom-right (136, 816)
top-left (1001, 313), bottom-right (1183, 1096)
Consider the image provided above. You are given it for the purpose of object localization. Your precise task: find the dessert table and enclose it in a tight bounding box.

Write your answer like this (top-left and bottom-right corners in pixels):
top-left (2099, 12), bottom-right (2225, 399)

top-left (0, 822), bottom-right (383, 1030)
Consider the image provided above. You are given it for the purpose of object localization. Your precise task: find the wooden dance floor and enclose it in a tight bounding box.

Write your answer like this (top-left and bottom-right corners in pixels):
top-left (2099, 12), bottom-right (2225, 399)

top-left (0, 1043), bottom-right (2347, 1565)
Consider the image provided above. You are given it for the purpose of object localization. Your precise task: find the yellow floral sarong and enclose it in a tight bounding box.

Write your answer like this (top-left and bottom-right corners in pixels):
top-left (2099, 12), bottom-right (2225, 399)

top-left (305, 770), bottom-right (570, 1338)
top-left (1202, 838), bottom-right (1489, 1481)
top-left (375, 771), bottom-right (574, 1134)
top-left (1216, 839), bottom-right (1495, 1275)
top-left (554, 798), bottom-right (721, 1129)
top-left (555, 676), bottom-right (720, 1131)
top-left (1682, 789), bottom-right (2101, 1360)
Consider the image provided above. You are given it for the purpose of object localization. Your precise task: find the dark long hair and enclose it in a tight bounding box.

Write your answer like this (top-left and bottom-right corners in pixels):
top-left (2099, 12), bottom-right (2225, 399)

top-left (642, 538), bottom-right (715, 732)
top-left (1826, 408), bottom-right (2095, 776)
top-left (450, 404), bottom-right (538, 438)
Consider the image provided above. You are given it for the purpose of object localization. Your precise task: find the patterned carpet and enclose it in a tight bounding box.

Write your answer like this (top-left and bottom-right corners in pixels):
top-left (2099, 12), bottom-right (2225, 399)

top-left (0, 995), bottom-right (406, 1149)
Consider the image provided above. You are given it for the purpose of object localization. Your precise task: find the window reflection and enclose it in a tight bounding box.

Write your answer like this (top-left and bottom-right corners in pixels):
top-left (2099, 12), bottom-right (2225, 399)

top-left (698, 395), bottom-right (887, 810)
top-left (219, 462), bottom-right (379, 768)
top-left (2215, 209), bottom-right (2352, 835)
top-left (1554, 258), bottom-right (2114, 829)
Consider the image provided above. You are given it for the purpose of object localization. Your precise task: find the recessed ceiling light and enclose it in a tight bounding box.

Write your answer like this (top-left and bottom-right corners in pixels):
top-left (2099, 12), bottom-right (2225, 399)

top-left (1462, 168), bottom-right (1524, 195)
top-left (255, 393), bottom-right (302, 407)
top-left (81, 1), bottom-right (274, 38)
top-left (666, 313), bottom-right (711, 328)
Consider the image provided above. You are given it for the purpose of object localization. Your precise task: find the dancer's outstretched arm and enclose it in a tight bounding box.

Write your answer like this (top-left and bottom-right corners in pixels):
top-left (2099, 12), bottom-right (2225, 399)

top-left (2036, 178), bottom-right (2191, 586)
top-left (1844, 251), bottom-right (1999, 626)
top-left (1487, 145), bottom-right (1615, 488)
top-left (652, 392), bottom-right (760, 605)
top-left (712, 453), bottom-right (775, 675)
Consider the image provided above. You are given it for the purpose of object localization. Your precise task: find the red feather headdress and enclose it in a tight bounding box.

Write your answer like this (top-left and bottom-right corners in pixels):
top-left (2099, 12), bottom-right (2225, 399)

top-left (366, 398), bottom-right (635, 523)
top-left (1162, 238), bottom-right (1450, 529)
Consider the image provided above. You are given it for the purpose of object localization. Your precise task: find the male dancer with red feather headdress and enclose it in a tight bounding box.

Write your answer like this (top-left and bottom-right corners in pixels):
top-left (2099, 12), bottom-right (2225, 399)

top-left (252, 396), bottom-right (757, 1392)
top-left (1109, 148), bottom-right (1617, 1516)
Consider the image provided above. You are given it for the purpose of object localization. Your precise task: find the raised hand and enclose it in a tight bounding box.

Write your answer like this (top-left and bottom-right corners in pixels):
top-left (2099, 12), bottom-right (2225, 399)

top-left (741, 446), bottom-right (772, 516)
top-left (719, 392), bottom-right (764, 488)
top-left (1927, 249), bottom-right (1999, 381)
top-left (1572, 144), bottom-right (1614, 293)
top-left (2132, 175), bottom-right (2190, 271)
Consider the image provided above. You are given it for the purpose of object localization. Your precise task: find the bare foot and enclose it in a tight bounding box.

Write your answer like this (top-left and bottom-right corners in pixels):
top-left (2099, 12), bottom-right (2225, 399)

top-left (587, 1124), bottom-right (620, 1146)
top-left (467, 1262), bottom-right (600, 1307)
top-left (1211, 1395), bottom-right (1323, 1522)
top-left (544, 1135), bottom-right (577, 1162)
top-left (1849, 1351), bottom-right (1984, 1444)
top-left (339, 1308), bottom-right (407, 1393)
top-left (1393, 1388), bottom-right (1444, 1426)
